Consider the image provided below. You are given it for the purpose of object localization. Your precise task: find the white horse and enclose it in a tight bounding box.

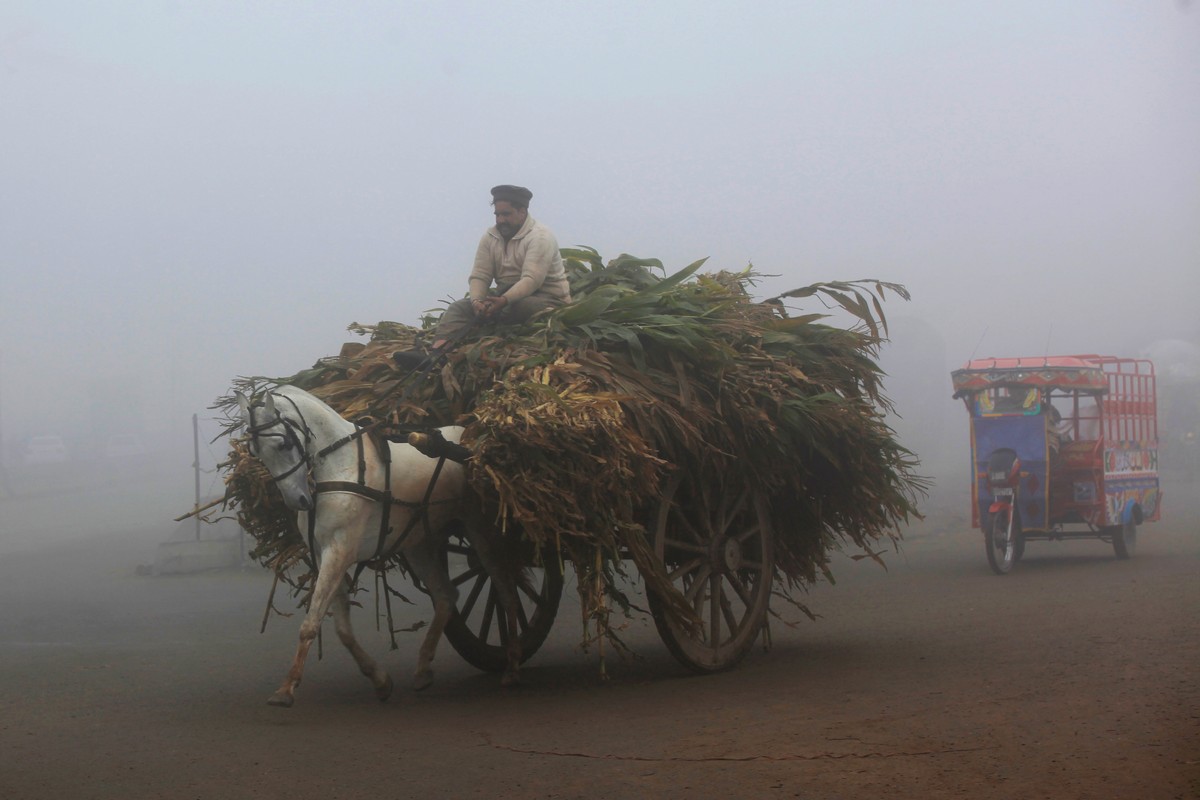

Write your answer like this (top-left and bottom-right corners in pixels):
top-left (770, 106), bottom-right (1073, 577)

top-left (236, 384), bottom-right (522, 707)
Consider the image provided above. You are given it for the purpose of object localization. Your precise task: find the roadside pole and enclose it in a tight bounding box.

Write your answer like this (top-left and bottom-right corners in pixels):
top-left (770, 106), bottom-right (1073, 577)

top-left (193, 413), bottom-right (201, 541)
top-left (0, 349), bottom-right (7, 497)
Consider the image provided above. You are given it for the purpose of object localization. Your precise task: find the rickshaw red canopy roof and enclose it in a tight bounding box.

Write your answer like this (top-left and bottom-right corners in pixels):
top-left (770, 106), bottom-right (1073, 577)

top-left (951, 355), bottom-right (1111, 397)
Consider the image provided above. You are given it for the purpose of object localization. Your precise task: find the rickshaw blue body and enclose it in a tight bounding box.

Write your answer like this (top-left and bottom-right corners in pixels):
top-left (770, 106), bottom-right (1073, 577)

top-left (971, 412), bottom-right (1049, 530)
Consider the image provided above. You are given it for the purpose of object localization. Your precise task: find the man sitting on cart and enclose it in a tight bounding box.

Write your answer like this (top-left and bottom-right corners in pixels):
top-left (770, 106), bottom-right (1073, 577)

top-left (394, 184), bottom-right (572, 369)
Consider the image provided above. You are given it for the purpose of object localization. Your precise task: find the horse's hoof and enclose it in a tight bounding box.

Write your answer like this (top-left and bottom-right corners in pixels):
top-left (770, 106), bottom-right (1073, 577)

top-left (500, 671), bottom-right (521, 688)
top-left (375, 674), bottom-right (394, 702)
top-left (266, 691), bottom-right (295, 708)
top-left (412, 670), bottom-right (434, 692)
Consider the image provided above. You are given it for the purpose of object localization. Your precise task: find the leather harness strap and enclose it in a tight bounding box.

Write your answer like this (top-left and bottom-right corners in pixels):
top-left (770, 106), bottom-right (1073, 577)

top-left (313, 426), bottom-right (459, 579)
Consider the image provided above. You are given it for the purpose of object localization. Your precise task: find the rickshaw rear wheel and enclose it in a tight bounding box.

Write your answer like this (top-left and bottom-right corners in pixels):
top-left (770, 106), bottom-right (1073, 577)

top-left (985, 510), bottom-right (1021, 575)
top-left (1110, 519), bottom-right (1137, 559)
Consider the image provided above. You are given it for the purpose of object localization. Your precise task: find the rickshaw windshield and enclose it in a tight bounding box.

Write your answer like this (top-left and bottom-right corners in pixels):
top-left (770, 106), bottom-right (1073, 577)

top-left (974, 387), bottom-right (1042, 417)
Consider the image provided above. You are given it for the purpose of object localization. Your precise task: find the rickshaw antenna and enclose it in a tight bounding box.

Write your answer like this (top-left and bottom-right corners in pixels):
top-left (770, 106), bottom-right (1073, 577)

top-left (1043, 324), bottom-right (1054, 357)
top-left (969, 327), bottom-right (988, 360)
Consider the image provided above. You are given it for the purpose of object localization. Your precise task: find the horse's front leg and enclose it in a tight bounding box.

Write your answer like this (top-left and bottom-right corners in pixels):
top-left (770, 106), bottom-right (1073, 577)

top-left (330, 579), bottom-right (393, 702)
top-left (267, 541), bottom-right (357, 708)
top-left (405, 542), bottom-right (457, 692)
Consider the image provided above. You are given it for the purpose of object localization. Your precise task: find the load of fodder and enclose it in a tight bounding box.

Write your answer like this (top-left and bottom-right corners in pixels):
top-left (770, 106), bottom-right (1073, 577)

top-left (213, 247), bottom-right (927, 650)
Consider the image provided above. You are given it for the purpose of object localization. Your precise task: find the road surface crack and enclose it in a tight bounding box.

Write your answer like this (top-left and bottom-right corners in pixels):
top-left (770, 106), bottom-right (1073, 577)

top-left (477, 733), bottom-right (989, 762)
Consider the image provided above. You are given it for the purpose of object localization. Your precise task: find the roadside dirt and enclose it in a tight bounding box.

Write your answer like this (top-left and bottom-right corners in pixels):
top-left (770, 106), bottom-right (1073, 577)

top-left (1, 482), bottom-right (1196, 800)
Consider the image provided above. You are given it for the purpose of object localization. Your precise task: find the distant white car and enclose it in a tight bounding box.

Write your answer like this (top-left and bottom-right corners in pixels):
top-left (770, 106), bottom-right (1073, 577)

top-left (24, 435), bottom-right (69, 465)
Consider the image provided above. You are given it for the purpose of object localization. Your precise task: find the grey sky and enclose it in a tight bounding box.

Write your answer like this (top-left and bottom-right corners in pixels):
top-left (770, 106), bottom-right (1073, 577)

top-left (2, 1), bottom-right (1197, 462)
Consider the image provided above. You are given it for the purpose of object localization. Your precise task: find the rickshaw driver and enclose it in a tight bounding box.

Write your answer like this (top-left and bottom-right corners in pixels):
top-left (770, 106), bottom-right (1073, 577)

top-left (1046, 404), bottom-right (1069, 457)
top-left (393, 184), bottom-right (572, 370)
top-left (1044, 401), bottom-right (1075, 515)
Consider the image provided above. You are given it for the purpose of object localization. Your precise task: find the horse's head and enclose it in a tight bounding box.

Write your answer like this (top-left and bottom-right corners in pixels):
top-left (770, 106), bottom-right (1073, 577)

top-left (236, 390), bottom-right (314, 512)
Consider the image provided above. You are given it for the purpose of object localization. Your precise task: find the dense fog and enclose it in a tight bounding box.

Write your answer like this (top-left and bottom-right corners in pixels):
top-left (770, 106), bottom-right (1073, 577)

top-left (1, 2), bottom-right (1197, 543)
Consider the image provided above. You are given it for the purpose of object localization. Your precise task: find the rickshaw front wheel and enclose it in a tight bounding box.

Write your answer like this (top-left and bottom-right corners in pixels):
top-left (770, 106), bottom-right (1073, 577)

top-left (1110, 519), bottom-right (1137, 559)
top-left (985, 510), bottom-right (1020, 575)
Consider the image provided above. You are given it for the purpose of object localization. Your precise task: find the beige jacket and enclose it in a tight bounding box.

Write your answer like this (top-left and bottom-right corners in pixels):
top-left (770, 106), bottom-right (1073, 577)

top-left (467, 216), bottom-right (571, 304)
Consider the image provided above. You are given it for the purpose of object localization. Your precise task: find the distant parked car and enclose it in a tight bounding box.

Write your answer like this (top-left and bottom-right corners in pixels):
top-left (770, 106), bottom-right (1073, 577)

top-left (24, 435), bottom-right (69, 465)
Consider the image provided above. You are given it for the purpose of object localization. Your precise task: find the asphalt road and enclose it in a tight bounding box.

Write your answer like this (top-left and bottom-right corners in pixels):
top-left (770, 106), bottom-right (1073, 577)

top-left (0, 479), bottom-right (1196, 800)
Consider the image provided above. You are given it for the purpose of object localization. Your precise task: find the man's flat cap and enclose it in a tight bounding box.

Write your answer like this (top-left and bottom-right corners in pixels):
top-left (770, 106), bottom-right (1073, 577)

top-left (490, 184), bottom-right (533, 205)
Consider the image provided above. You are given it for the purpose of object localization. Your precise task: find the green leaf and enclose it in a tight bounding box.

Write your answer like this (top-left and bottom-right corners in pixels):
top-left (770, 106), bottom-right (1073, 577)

top-left (631, 258), bottom-right (708, 298)
top-left (554, 286), bottom-right (625, 325)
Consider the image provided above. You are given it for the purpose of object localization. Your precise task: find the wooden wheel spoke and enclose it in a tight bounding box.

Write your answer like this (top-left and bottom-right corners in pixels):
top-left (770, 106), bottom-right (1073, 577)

top-left (734, 525), bottom-right (763, 545)
top-left (697, 508), bottom-right (717, 546)
top-left (719, 488), bottom-right (749, 537)
top-left (713, 491), bottom-right (730, 536)
top-left (719, 582), bottom-right (740, 634)
top-left (664, 537), bottom-right (707, 556)
top-left (726, 570), bottom-right (755, 607)
top-left (459, 573), bottom-right (488, 618)
top-left (451, 564), bottom-right (486, 588)
top-left (445, 542), bottom-right (472, 557)
top-left (477, 590), bottom-right (497, 641)
top-left (668, 557), bottom-right (706, 583)
top-left (684, 564), bottom-right (712, 604)
top-left (708, 575), bottom-right (721, 645)
top-left (671, 510), bottom-right (707, 545)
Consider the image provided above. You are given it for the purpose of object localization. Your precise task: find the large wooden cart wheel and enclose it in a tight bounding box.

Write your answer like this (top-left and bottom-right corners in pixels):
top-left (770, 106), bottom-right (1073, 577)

top-left (646, 475), bottom-right (775, 672)
top-left (441, 532), bottom-right (564, 673)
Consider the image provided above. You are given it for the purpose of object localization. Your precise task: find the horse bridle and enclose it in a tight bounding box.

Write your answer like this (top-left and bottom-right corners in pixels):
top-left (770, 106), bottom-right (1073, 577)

top-left (244, 394), bottom-right (314, 484)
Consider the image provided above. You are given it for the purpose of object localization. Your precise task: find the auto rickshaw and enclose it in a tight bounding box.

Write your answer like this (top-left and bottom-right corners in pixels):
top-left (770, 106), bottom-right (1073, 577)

top-left (951, 355), bottom-right (1161, 574)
